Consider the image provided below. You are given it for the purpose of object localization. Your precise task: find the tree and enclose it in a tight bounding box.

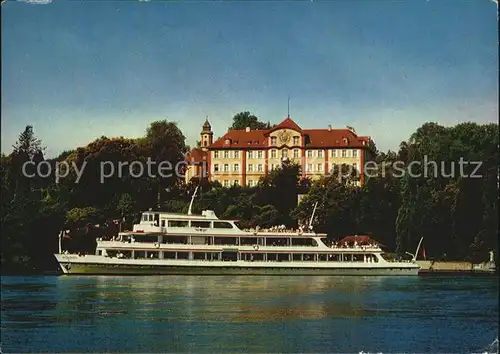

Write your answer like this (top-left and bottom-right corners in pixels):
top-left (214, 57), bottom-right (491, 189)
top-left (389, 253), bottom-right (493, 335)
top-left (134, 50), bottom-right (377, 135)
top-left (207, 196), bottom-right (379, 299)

top-left (12, 125), bottom-right (44, 159)
top-left (117, 193), bottom-right (135, 220)
top-left (139, 120), bottom-right (188, 208)
top-left (228, 111), bottom-right (271, 131)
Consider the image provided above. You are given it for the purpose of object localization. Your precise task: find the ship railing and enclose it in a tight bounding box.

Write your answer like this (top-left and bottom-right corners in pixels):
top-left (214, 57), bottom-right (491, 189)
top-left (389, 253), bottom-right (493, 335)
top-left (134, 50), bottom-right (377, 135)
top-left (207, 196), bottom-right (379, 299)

top-left (325, 244), bottom-right (382, 251)
top-left (243, 227), bottom-right (313, 234)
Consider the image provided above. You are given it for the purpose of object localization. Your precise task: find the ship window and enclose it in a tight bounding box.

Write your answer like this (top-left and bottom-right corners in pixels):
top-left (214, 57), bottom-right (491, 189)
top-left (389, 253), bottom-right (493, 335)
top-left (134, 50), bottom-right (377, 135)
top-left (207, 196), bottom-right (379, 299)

top-left (266, 238), bottom-right (289, 246)
top-left (342, 254), bottom-right (353, 262)
top-left (209, 252), bottom-right (221, 261)
top-left (240, 237), bottom-right (257, 245)
top-left (291, 238), bottom-right (315, 246)
top-left (303, 253), bottom-right (316, 261)
top-left (191, 221), bottom-right (211, 228)
top-left (222, 251), bottom-right (238, 261)
top-left (177, 252), bottom-right (190, 260)
top-left (161, 220), bottom-right (165, 227)
top-left (213, 221), bottom-right (234, 229)
top-left (214, 237), bottom-right (238, 245)
top-left (276, 253), bottom-right (290, 262)
top-left (352, 254), bottom-right (364, 262)
top-left (135, 235), bottom-right (159, 243)
top-left (266, 253), bottom-right (279, 262)
top-left (142, 214), bottom-right (148, 222)
top-left (193, 252), bottom-right (207, 260)
top-left (134, 251), bottom-right (146, 259)
top-left (147, 251), bottom-right (159, 259)
top-left (168, 220), bottom-right (188, 227)
top-left (163, 252), bottom-right (176, 259)
top-left (162, 236), bottom-right (188, 244)
top-left (292, 254), bottom-right (302, 261)
top-left (328, 254), bottom-right (340, 262)
top-left (318, 254), bottom-right (328, 262)
top-left (250, 253), bottom-right (264, 261)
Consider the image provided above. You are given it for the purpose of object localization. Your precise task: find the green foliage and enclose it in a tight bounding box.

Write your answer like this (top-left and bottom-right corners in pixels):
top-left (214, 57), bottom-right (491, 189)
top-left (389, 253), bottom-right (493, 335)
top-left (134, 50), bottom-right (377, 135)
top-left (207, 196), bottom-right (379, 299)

top-left (228, 111), bottom-right (272, 131)
top-left (2, 120), bottom-right (498, 272)
top-left (66, 207), bottom-right (100, 228)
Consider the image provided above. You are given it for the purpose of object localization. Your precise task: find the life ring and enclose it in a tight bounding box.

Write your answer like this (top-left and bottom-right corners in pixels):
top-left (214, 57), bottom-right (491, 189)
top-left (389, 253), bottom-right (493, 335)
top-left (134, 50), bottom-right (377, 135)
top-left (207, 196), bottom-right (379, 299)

top-left (253, 244), bottom-right (259, 251)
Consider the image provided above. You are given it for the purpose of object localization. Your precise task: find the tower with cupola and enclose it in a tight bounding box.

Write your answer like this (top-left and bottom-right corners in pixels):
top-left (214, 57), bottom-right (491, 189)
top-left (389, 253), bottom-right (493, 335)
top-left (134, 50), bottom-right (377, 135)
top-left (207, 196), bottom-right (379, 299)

top-left (200, 117), bottom-right (213, 151)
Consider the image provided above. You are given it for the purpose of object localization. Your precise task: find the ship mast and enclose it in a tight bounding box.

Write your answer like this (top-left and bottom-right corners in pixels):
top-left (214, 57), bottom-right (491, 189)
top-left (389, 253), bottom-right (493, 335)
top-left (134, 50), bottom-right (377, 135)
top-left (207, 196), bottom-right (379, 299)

top-left (308, 201), bottom-right (318, 230)
top-left (187, 186), bottom-right (199, 215)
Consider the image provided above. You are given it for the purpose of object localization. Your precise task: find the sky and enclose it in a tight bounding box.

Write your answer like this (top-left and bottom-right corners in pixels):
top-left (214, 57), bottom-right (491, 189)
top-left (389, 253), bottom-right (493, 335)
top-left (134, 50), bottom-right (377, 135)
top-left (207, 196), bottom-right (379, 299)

top-left (1, 0), bottom-right (498, 158)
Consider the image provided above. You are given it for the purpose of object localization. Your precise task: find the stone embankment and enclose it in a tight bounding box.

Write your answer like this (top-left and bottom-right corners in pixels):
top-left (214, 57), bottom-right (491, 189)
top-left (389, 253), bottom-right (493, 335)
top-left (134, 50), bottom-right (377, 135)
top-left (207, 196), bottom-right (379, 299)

top-left (417, 260), bottom-right (496, 273)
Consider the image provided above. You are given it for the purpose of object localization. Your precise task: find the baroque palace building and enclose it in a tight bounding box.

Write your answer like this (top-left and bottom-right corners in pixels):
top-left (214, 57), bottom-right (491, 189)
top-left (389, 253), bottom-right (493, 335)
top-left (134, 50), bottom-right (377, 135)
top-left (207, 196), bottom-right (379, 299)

top-left (185, 116), bottom-right (374, 187)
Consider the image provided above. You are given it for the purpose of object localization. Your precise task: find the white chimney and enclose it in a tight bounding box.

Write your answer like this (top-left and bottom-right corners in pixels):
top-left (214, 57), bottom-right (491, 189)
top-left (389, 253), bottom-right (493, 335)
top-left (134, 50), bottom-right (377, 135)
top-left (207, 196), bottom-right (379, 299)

top-left (328, 125), bottom-right (332, 131)
top-left (245, 127), bottom-right (250, 132)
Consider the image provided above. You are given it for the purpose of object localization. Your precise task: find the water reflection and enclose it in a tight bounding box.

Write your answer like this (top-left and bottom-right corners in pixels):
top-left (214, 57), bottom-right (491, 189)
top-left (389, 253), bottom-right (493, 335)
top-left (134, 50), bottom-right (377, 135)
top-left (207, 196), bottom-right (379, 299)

top-left (1, 275), bottom-right (497, 353)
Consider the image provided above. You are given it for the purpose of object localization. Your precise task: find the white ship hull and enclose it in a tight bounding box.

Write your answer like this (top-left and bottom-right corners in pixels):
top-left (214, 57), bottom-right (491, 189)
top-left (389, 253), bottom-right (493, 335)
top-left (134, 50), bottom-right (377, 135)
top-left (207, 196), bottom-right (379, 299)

top-left (54, 254), bottom-right (420, 276)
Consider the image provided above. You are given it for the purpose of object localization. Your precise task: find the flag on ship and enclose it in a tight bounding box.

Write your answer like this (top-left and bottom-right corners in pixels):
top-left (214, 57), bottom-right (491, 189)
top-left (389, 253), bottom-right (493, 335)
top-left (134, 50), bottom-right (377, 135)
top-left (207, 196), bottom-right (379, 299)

top-left (421, 246), bottom-right (427, 260)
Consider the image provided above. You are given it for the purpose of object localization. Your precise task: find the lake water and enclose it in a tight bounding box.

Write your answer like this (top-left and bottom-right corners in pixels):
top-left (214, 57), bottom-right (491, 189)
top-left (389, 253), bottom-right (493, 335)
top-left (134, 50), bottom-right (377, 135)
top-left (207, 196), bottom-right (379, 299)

top-left (1, 275), bottom-right (498, 353)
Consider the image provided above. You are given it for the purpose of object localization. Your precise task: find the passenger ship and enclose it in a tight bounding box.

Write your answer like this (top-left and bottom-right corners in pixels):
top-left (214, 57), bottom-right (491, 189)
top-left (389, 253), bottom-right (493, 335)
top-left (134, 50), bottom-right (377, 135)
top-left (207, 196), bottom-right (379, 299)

top-left (54, 188), bottom-right (422, 276)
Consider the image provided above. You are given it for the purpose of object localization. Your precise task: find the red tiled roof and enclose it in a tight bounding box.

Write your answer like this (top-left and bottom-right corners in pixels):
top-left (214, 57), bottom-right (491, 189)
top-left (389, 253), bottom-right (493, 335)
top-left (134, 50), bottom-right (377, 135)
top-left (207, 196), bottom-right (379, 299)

top-left (267, 116), bottom-right (302, 134)
top-left (208, 117), bottom-right (371, 149)
top-left (185, 148), bottom-right (207, 163)
top-left (209, 129), bottom-right (269, 148)
top-left (303, 129), bottom-right (369, 148)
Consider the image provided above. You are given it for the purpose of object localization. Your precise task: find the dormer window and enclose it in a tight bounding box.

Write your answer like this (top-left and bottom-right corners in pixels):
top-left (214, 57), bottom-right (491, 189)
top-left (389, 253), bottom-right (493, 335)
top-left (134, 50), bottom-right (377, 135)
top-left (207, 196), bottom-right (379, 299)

top-left (271, 137), bottom-right (277, 145)
top-left (225, 139), bottom-right (231, 145)
top-left (343, 138), bottom-right (349, 144)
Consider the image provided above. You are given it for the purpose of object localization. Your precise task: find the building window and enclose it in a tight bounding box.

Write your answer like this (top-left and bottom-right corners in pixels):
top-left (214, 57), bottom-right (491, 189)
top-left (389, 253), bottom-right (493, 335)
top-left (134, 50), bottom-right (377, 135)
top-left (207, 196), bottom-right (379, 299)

top-left (248, 180), bottom-right (254, 187)
top-left (270, 164), bottom-right (275, 170)
top-left (293, 149), bottom-right (300, 158)
top-left (224, 151), bottom-right (230, 158)
top-left (271, 137), bottom-right (277, 145)
top-left (234, 151), bottom-right (240, 158)
top-left (282, 149), bottom-right (288, 159)
top-left (271, 149), bottom-right (277, 158)
top-left (233, 164), bottom-right (239, 172)
top-left (257, 164), bottom-right (263, 172)
top-left (214, 164), bottom-right (219, 172)
top-left (317, 164), bottom-right (323, 172)
top-left (341, 150), bottom-right (347, 158)
top-left (318, 150), bottom-right (323, 158)
top-left (248, 151), bottom-right (253, 159)
top-left (307, 164), bottom-right (313, 172)
top-left (248, 164), bottom-right (253, 172)
top-left (223, 180), bottom-right (229, 187)
top-left (307, 150), bottom-right (313, 158)
top-left (293, 136), bottom-right (299, 145)
top-left (257, 151), bottom-right (263, 159)
top-left (352, 163), bottom-right (358, 172)
top-left (352, 149), bottom-right (358, 157)
top-left (214, 151), bottom-right (219, 158)
top-left (234, 180), bottom-right (239, 186)
top-left (224, 164), bottom-right (229, 172)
